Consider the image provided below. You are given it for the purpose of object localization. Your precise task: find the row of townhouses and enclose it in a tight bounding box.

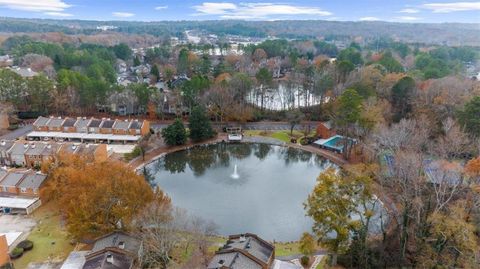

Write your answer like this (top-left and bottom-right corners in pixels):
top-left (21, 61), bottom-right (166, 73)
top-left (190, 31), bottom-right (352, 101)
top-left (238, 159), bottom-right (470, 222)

top-left (0, 140), bottom-right (108, 168)
top-left (0, 169), bottom-right (46, 197)
top-left (28, 116), bottom-right (150, 144)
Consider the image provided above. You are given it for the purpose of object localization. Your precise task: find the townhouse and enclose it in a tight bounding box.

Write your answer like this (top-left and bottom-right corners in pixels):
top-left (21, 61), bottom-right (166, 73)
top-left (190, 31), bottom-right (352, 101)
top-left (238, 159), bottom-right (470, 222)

top-left (28, 116), bottom-right (150, 144)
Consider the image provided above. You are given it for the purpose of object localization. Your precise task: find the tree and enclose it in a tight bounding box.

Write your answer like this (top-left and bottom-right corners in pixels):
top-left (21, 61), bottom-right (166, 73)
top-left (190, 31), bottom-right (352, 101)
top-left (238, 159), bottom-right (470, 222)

top-left (177, 48), bottom-right (189, 75)
top-left (150, 64), bottom-right (160, 83)
top-left (391, 76), bottom-right (415, 122)
top-left (255, 67), bottom-right (273, 110)
top-left (286, 109), bottom-right (304, 135)
top-left (458, 96), bottom-right (480, 137)
top-left (299, 232), bottom-right (316, 257)
top-left (133, 55), bottom-right (141, 66)
top-left (161, 119), bottom-right (187, 146)
top-left (41, 154), bottom-right (155, 239)
top-left (333, 89), bottom-right (363, 159)
top-left (189, 106), bottom-right (215, 142)
top-left (305, 167), bottom-right (374, 266)
top-left (112, 43), bottom-right (132, 60)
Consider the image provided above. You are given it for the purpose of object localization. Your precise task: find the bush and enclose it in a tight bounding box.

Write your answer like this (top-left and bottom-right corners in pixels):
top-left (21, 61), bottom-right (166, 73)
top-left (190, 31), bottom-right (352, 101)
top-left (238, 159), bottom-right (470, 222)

top-left (124, 146), bottom-right (143, 161)
top-left (299, 136), bottom-right (315, 145)
top-left (300, 255), bottom-right (310, 266)
top-left (9, 247), bottom-right (24, 259)
top-left (17, 240), bottom-right (33, 251)
top-left (161, 119), bottom-right (187, 146)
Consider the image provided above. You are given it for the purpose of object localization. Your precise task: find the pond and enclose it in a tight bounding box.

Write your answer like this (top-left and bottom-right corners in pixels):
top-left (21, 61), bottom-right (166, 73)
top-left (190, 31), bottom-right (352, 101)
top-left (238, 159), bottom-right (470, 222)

top-left (146, 143), bottom-right (335, 241)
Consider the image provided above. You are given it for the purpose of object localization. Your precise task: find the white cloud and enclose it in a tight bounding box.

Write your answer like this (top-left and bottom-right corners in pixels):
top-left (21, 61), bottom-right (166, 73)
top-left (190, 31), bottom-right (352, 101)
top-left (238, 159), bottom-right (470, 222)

top-left (395, 16), bottom-right (421, 21)
top-left (112, 12), bottom-right (135, 18)
top-left (155, 5), bottom-right (168, 10)
top-left (359, 16), bottom-right (380, 21)
top-left (422, 2), bottom-right (480, 13)
top-left (0, 0), bottom-right (71, 12)
top-left (399, 8), bottom-right (420, 13)
top-left (193, 2), bottom-right (332, 19)
top-left (44, 11), bottom-right (72, 17)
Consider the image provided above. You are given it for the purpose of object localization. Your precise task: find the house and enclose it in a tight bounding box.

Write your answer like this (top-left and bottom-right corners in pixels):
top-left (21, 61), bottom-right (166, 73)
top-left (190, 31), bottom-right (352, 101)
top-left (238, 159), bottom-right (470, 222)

top-left (63, 118), bottom-right (78, 133)
top-left (16, 173), bottom-right (47, 196)
top-left (208, 233), bottom-right (275, 269)
top-left (75, 118), bottom-right (92, 133)
top-left (75, 144), bottom-right (108, 163)
top-left (170, 75), bottom-right (190, 88)
top-left (128, 120), bottom-right (150, 136)
top-left (6, 143), bottom-right (28, 166)
top-left (10, 67), bottom-right (38, 78)
top-left (0, 172), bottom-right (26, 195)
top-left (0, 140), bottom-right (14, 166)
top-left (99, 119), bottom-right (115, 134)
top-left (47, 117), bottom-right (66, 132)
top-left (33, 116), bottom-right (51, 131)
top-left (24, 142), bottom-right (48, 168)
top-left (60, 231), bottom-right (142, 269)
top-left (87, 119), bottom-right (102, 134)
top-left (112, 120), bottom-right (130, 135)
top-left (316, 121), bottom-right (335, 139)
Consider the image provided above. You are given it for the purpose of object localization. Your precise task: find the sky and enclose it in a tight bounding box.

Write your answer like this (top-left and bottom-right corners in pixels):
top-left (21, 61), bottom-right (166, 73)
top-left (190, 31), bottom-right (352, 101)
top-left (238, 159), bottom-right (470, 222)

top-left (0, 0), bottom-right (479, 23)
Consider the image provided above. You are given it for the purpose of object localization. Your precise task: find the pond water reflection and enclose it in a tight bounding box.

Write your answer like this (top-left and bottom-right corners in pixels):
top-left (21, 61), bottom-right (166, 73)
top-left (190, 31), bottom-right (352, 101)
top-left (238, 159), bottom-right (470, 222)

top-left (147, 143), bottom-right (335, 241)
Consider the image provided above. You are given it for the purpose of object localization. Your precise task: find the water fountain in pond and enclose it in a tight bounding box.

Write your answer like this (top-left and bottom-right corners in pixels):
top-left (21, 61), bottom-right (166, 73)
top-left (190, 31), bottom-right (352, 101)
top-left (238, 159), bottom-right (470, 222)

top-left (231, 164), bottom-right (240, 179)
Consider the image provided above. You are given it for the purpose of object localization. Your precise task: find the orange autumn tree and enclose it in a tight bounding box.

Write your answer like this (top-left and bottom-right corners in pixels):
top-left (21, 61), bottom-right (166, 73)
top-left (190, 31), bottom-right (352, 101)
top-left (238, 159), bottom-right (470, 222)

top-left (41, 153), bottom-right (164, 240)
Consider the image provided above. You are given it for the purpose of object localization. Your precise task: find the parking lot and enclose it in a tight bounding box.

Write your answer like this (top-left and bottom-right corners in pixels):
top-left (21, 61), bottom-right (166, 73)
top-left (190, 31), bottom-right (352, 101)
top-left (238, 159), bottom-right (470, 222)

top-left (0, 214), bottom-right (37, 249)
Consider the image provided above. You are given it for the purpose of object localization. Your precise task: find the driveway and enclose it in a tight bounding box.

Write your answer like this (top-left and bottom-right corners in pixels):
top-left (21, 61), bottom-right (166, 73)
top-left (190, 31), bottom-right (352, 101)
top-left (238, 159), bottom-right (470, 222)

top-left (0, 124), bottom-right (33, 140)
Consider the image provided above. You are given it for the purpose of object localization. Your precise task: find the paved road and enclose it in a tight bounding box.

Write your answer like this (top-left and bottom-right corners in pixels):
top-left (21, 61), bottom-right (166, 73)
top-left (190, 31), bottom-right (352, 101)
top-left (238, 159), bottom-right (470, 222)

top-left (0, 124), bottom-right (32, 140)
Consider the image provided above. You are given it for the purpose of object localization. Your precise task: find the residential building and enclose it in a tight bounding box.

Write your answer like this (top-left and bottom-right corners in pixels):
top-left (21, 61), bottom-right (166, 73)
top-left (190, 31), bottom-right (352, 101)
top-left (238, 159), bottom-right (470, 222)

top-left (33, 116), bottom-right (51, 132)
top-left (0, 170), bottom-right (46, 196)
top-left (60, 231), bottom-right (142, 269)
top-left (6, 142), bottom-right (29, 166)
top-left (112, 120), bottom-right (130, 135)
top-left (99, 119), bottom-right (115, 134)
top-left (208, 233), bottom-right (275, 269)
top-left (63, 118), bottom-right (78, 133)
top-left (46, 117), bottom-right (66, 132)
top-left (0, 140), bottom-right (14, 166)
top-left (316, 121), bottom-right (335, 139)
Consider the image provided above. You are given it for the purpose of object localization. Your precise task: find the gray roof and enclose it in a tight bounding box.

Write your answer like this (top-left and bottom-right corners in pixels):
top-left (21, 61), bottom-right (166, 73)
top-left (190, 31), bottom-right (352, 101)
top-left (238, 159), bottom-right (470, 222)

top-left (11, 67), bottom-right (37, 78)
top-left (63, 118), bottom-right (77, 127)
top-left (0, 172), bottom-right (25, 187)
top-left (88, 119), bottom-right (102, 128)
top-left (47, 118), bottom-right (65, 128)
top-left (113, 120), bottom-right (130, 130)
top-left (60, 144), bottom-right (81, 154)
top-left (17, 173), bottom-right (47, 189)
top-left (128, 121), bottom-right (141, 130)
top-left (0, 140), bottom-right (14, 152)
top-left (101, 120), bottom-right (115, 129)
top-left (208, 252), bottom-right (262, 269)
top-left (76, 144), bottom-right (98, 156)
top-left (60, 251), bottom-right (88, 269)
top-left (92, 232), bottom-right (141, 255)
top-left (25, 143), bottom-right (47, 156)
top-left (33, 116), bottom-right (50, 127)
top-left (0, 170), bottom-right (7, 182)
top-left (7, 143), bottom-right (28, 155)
top-left (222, 234), bottom-right (273, 264)
top-left (75, 118), bottom-right (91, 129)
top-left (83, 250), bottom-right (133, 269)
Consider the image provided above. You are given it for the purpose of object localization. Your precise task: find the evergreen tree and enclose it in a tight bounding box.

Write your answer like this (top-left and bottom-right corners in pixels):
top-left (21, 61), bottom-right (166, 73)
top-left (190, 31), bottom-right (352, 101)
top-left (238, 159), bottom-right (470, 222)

top-left (189, 106), bottom-right (214, 142)
top-left (161, 119), bottom-right (187, 146)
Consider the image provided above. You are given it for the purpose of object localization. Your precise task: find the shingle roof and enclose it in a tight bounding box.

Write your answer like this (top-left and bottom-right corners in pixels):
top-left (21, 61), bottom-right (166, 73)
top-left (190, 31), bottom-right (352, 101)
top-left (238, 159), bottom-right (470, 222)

top-left (47, 118), bottom-right (65, 128)
top-left (101, 120), bottom-right (115, 129)
top-left (75, 118), bottom-right (91, 129)
top-left (7, 143), bottom-right (28, 155)
top-left (0, 170), bottom-right (7, 182)
top-left (0, 140), bottom-right (14, 151)
top-left (208, 252), bottom-right (262, 269)
top-left (112, 120), bottom-right (130, 130)
top-left (63, 118), bottom-right (77, 127)
top-left (83, 249), bottom-right (134, 269)
top-left (128, 121), bottom-right (141, 130)
top-left (17, 173), bottom-right (47, 189)
top-left (33, 116), bottom-right (50, 127)
top-left (25, 143), bottom-right (46, 156)
top-left (92, 231), bottom-right (141, 255)
top-left (0, 172), bottom-right (25, 187)
top-left (88, 119), bottom-right (102, 128)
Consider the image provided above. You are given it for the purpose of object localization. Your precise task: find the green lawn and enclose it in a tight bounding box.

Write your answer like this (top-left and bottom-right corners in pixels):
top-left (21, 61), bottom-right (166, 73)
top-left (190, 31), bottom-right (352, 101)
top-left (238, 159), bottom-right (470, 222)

top-left (274, 241), bottom-right (301, 256)
top-left (244, 130), bottom-right (313, 143)
top-left (13, 202), bottom-right (74, 269)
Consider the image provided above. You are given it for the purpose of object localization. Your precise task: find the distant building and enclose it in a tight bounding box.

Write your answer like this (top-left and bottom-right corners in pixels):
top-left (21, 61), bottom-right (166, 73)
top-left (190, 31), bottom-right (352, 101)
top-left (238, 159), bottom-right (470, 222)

top-left (9, 67), bottom-right (38, 78)
top-left (208, 233), bottom-right (275, 269)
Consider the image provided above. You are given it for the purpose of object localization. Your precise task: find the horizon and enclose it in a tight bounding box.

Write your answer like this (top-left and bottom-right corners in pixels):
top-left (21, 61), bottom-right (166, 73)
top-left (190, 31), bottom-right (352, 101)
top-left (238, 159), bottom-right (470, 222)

top-left (0, 1), bottom-right (479, 23)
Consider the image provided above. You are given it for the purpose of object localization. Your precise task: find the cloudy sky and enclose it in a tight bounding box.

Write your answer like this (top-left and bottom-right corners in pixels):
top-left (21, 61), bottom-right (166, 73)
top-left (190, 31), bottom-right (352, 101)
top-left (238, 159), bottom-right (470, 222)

top-left (0, 0), bottom-right (479, 22)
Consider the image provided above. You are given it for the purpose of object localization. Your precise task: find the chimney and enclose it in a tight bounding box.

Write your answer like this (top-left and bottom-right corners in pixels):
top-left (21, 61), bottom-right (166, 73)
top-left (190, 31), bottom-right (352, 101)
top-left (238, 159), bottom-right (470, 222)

top-left (0, 140), bottom-right (5, 146)
top-left (239, 235), bottom-right (246, 242)
top-left (118, 241), bottom-right (125, 249)
top-left (218, 259), bottom-right (225, 267)
top-left (106, 253), bottom-right (113, 263)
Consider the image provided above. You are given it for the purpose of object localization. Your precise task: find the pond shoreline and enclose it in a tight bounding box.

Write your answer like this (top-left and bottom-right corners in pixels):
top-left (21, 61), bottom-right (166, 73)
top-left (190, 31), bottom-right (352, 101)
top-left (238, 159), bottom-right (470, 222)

top-left (131, 133), bottom-right (348, 172)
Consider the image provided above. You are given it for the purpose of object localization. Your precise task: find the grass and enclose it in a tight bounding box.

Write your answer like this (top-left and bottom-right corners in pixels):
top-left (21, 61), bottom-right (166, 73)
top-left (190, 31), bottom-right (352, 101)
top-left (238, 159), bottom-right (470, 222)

top-left (244, 130), bottom-right (313, 143)
top-left (274, 241), bottom-right (301, 256)
top-left (12, 202), bottom-right (74, 269)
